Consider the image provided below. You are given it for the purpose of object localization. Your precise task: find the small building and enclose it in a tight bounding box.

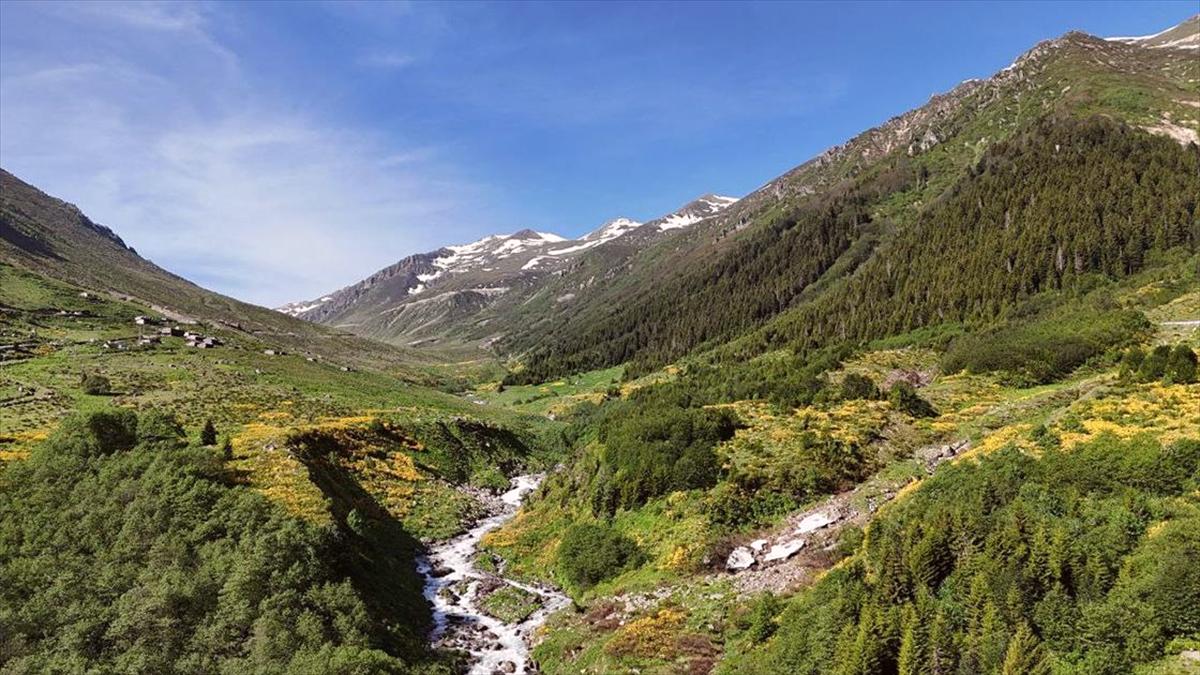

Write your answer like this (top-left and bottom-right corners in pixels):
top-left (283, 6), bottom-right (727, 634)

top-left (133, 315), bottom-right (156, 325)
top-left (137, 336), bottom-right (161, 346)
top-left (263, 349), bottom-right (280, 356)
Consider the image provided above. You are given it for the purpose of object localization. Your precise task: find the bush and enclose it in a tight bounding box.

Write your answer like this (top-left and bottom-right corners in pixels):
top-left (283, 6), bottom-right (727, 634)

top-left (840, 373), bottom-right (880, 400)
top-left (49, 409), bottom-right (139, 457)
top-left (889, 381), bottom-right (937, 418)
top-left (941, 306), bottom-right (1147, 385)
top-left (138, 410), bottom-right (184, 444)
top-left (1138, 345), bottom-right (1171, 381)
top-left (1165, 344), bottom-right (1197, 384)
top-left (1120, 346), bottom-right (1145, 380)
top-left (594, 398), bottom-right (738, 513)
top-left (81, 373), bottom-right (112, 395)
top-left (746, 592), bottom-right (782, 643)
top-left (557, 523), bottom-right (642, 589)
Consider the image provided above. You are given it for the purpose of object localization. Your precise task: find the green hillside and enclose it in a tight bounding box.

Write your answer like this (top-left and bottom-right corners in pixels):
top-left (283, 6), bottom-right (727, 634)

top-left (499, 30), bottom-right (1199, 383)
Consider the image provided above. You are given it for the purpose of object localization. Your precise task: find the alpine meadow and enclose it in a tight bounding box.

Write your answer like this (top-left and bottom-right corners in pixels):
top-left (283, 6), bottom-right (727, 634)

top-left (1, 3), bottom-right (1198, 675)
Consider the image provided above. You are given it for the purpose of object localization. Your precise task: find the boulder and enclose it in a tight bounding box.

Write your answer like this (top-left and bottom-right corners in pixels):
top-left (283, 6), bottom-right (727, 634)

top-left (725, 546), bottom-right (755, 572)
top-left (763, 538), bottom-right (806, 563)
top-left (795, 511), bottom-right (837, 535)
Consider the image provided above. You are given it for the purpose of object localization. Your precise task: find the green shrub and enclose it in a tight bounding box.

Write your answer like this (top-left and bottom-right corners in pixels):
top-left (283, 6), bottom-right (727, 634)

top-left (1120, 346), bottom-right (1145, 380)
top-left (138, 410), bottom-right (184, 444)
top-left (198, 418), bottom-right (216, 446)
top-left (746, 592), bottom-right (782, 643)
top-left (889, 381), bottom-right (937, 418)
top-left (594, 397), bottom-right (737, 513)
top-left (1165, 344), bottom-right (1197, 384)
top-left (81, 373), bottom-right (112, 395)
top-left (942, 306), bottom-right (1147, 385)
top-left (1138, 345), bottom-right (1171, 382)
top-left (840, 373), bottom-right (880, 400)
top-left (48, 409), bottom-right (138, 457)
top-left (557, 523), bottom-right (642, 589)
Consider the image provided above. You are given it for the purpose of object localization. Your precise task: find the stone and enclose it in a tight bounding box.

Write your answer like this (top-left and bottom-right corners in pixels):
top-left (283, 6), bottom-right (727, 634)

top-left (725, 546), bottom-right (755, 571)
top-left (750, 539), bottom-right (768, 552)
top-left (763, 538), bottom-right (806, 563)
top-left (795, 511), bottom-right (837, 535)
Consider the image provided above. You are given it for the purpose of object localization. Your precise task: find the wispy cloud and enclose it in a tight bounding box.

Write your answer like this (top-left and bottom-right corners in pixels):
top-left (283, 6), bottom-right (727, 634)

top-left (0, 0), bottom-right (485, 307)
top-left (358, 50), bottom-right (416, 70)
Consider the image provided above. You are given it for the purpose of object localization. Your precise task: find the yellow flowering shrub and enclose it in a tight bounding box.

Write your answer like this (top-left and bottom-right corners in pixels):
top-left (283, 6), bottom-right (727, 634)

top-left (604, 607), bottom-right (687, 658)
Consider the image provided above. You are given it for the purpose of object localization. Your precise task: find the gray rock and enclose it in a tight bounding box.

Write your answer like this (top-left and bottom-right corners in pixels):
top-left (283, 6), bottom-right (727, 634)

top-left (726, 546), bottom-right (755, 572)
top-left (763, 538), bottom-right (806, 563)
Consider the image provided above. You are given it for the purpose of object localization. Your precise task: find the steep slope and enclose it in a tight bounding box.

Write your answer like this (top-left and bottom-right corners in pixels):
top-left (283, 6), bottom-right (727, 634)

top-left (1108, 13), bottom-right (1200, 50)
top-left (280, 195), bottom-right (738, 346)
top-left (0, 169), bottom-right (433, 375)
top-left (501, 18), bottom-right (1200, 382)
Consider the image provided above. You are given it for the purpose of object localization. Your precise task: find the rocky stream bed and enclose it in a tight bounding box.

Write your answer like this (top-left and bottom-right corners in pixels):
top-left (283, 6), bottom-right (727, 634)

top-left (417, 475), bottom-right (570, 674)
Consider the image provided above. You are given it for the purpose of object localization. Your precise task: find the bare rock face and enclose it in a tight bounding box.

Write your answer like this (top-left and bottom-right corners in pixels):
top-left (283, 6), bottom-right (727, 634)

top-left (726, 547), bottom-right (756, 571)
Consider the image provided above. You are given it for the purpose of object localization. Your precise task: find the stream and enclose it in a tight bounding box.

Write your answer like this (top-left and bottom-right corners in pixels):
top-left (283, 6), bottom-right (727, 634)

top-left (417, 474), bottom-right (571, 674)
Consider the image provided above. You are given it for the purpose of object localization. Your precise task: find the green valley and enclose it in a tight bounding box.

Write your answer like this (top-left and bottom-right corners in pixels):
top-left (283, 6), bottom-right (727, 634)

top-left (3, 8), bottom-right (1199, 675)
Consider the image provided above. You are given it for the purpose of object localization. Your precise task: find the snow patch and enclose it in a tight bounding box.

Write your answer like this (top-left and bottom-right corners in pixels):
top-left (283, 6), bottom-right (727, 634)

top-left (657, 195), bottom-right (739, 231)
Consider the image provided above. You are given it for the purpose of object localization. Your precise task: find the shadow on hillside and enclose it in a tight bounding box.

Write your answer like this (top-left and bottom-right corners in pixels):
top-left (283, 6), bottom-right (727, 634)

top-left (293, 431), bottom-right (452, 668)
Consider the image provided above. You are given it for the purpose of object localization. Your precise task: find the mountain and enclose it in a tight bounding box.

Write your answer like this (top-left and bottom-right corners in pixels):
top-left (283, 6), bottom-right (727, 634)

top-left (0, 169), bottom-right (438, 375)
top-left (1107, 13), bottom-right (1200, 50)
top-left (276, 194), bottom-right (739, 346)
top-left (495, 17), bottom-right (1200, 381)
top-left (279, 18), bottom-right (1198, 382)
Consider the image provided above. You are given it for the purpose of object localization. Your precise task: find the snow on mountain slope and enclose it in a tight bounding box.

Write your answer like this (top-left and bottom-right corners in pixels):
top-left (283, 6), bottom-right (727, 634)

top-left (277, 296), bottom-right (333, 317)
top-left (547, 218), bottom-right (642, 255)
top-left (655, 195), bottom-right (739, 231)
top-left (1107, 14), bottom-right (1199, 50)
top-left (274, 193), bottom-right (740, 342)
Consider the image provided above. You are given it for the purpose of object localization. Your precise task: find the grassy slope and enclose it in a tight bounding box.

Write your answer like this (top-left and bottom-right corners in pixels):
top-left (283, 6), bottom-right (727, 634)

top-left (0, 169), bottom-right (457, 379)
top-left (473, 258), bottom-right (1199, 674)
top-left (1, 264), bottom-right (563, 535)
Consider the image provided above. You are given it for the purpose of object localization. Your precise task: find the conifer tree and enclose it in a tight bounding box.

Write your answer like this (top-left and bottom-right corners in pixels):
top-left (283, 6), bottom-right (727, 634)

top-left (200, 419), bottom-right (217, 446)
top-left (1001, 623), bottom-right (1049, 675)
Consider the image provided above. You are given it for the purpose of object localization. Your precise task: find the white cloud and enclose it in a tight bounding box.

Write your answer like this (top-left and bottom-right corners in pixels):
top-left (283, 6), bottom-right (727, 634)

top-left (0, 1), bottom-right (483, 307)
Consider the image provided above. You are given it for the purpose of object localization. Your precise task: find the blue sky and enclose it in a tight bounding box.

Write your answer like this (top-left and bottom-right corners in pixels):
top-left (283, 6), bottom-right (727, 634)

top-left (1, 1), bottom-right (1193, 306)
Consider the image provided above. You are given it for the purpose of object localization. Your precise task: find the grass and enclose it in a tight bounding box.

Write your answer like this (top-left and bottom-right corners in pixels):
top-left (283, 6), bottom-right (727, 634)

top-left (475, 365), bottom-right (624, 416)
top-left (479, 584), bottom-right (541, 624)
top-left (1, 267), bottom-right (561, 541)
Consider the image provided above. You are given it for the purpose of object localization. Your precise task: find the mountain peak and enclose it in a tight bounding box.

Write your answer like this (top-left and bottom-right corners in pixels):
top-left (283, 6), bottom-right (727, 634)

top-left (1106, 14), bottom-right (1199, 50)
top-left (654, 193), bottom-right (740, 231)
top-left (582, 217), bottom-right (643, 242)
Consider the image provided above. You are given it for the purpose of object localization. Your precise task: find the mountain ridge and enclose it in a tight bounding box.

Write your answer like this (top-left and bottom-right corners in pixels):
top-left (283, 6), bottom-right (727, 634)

top-left (274, 193), bottom-right (740, 344)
